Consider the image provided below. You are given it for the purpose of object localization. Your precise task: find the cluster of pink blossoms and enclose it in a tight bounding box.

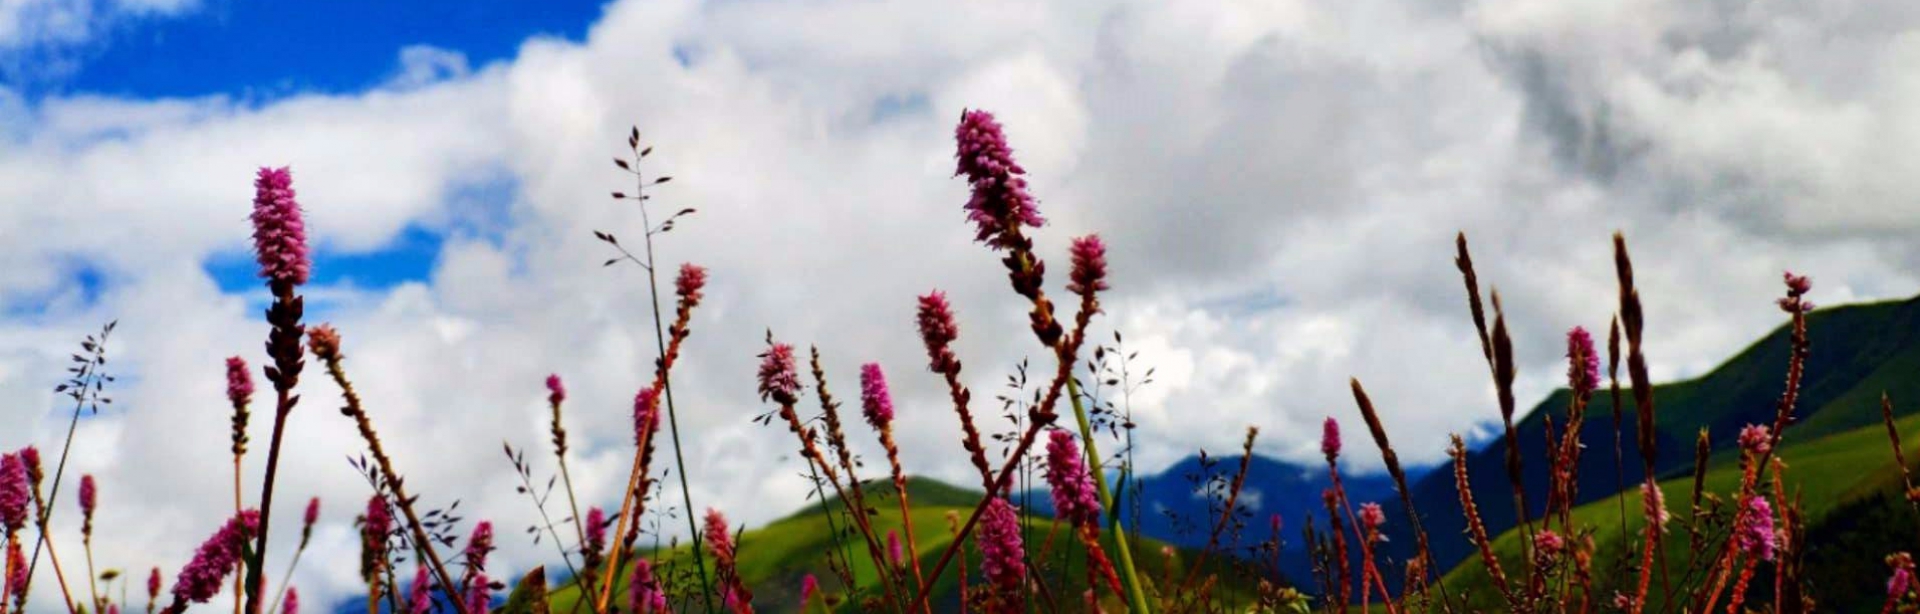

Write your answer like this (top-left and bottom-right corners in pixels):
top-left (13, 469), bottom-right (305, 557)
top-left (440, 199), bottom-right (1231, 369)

top-left (977, 497), bottom-right (1027, 591)
top-left (172, 510), bottom-right (261, 603)
top-left (858, 363), bottom-right (895, 430)
top-left (1044, 430), bottom-right (1101, 527)
top-left (250, 167), bottom-right (310, 286)
top-left (953, 110), bottom-right (1044, 249)
top-left (755, 343), bottom-right (802, 404)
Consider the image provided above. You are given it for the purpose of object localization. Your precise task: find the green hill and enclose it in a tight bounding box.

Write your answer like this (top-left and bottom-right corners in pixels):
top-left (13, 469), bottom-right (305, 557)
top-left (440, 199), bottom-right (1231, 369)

top-left (1439, 398), bottom-right (1920, 610)
top-left (1394, 294), bottom-right (1920, 576)
top-left (542, 478), bottom-right (1265, 614)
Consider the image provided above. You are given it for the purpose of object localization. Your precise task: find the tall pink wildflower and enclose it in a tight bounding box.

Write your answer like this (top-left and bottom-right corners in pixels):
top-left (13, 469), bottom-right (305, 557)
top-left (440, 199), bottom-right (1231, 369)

top-left (1567, 326), bottom-right (1600, 397)
top-left (464, 521), bottom-right (494, 571)
top-left (408, 565), bottom-right (432, 614)
top-left (676, 263), bottom-right (709, 305)
top-left (703, 508), bottom-right (736, 565)
top-left (250, 167), bottom-right (310, 286)
top-left (0, 452), bottom-right (27, 532)
top-left (977, 497), bottom-right (1026, 592)
top-left (1045, 430), bottom-right (1101, 527)
top-left (916, 291), bottom-right (961, 373)
top-left (756, 343), bottom-right (801, 404)
top-left (859, 363), bottom-right (895, 430)
top-left (171, 510), bottom-right (261, 603)
top-left (1321, 418), bottom-right (1342, 463)
top-left (633, 386), bottom-right (660, 445)
top-left (226, 356), bottom-right (254, 407)
top-left (545, 374), bottom-right (566, 406)
top-left (953, 109), bottom-right (1043, 248)
top-left (284, 587), bottom-right (299, 614)
top-left (1734, 496), bottom-right (1776, 562)
top-left (629, 559), bottom-right (667, 614)
top-left (584, 507), bottom-right (608, 555)
top-left (1068, 235), bottom-right (1110, 296)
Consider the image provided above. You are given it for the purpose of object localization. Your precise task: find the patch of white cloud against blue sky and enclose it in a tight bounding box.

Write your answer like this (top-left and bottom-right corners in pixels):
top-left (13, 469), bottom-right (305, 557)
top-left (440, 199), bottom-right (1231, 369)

top-left (7, 0), bottom-right (1920, 612)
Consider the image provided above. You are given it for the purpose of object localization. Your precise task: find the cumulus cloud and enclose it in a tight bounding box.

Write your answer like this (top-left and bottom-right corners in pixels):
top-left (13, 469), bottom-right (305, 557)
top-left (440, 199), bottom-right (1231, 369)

top-left (2, 0), bottom-right (1919, 611)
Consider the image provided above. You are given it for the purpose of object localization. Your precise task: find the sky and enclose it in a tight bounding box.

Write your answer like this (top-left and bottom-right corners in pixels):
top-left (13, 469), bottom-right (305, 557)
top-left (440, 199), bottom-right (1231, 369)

top-left (5, 0), bottom-right (1920, 611)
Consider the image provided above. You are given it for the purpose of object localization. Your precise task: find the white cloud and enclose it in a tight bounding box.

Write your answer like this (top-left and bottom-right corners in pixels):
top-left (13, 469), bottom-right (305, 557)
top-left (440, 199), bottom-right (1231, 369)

top-left (5, 0), bottom-right (1920, 611)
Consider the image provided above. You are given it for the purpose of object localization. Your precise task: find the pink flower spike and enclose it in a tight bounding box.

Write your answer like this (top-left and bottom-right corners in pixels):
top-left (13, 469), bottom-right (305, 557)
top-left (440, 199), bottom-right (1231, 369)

top-left (1321, 418), bottom-right (1341, 462)
top-left (148, 567), bottom-right (161, 601)
top-left (1567, 326), bottom-right (1600, 397)
top-left (977, 497), bottom-right (1026, 591)
top-left (704, 508), bottom-right (736, 564)
top-left (585, 507), bottom-right (608, 554)
top-left (1642, 480), bottom-right (1671, 531)
top-left (0, 452), bottom-right (27, 532)
top-left (630, 559), bottom-right (666, 614)
top-left (304, 497), bottom-right (321, 530)
top-left (756, 343), bottom-right (801, 403)
top-left (79, 474), bottom-right (97, 518)
top-left (1358, 502), bottom-right (1386, 531)
top-left (465, 572), bottom-right (490, 614)
top-left (464, 521), bottom-right (494, 570)
top-left (801, 573), bottom-right (819, 606)
top-left (916, 291), bottom-right (961, 373)
top-left (250, 166), bottom-right (310, 287)
top-left (1534, 529), bottom-right (1565, 559)
top-left (171, 509), bottom-right (261, 603)
top-left (1044, 430), bottom-right (1101, 527)
top-left (409, 565), bottom-right (432, 614)
top-left (1068, 234), bottom-right (1110, 296)
top-left (1891, 566), bottom-right (1913, 600)
top-left (364, 495), bottom-right (393, 544)
top-left (887, 530), bottom-right (904, 567)
top-left (633, 387), bottom-right (660, 446)
top-left (676, 263), bottom-right (709, 305)
top-left (285, 587), bottom-right (299, 614)
top-left (953, 110), bottom-right (1044, 248)
top-left (226, 356), bottom-right (254, 407)
top-left (546, 374), bottom-right (566, 406)
top-left (1738, 424), bottom-right (1772, 456)
top-left (859, 363), bottom-right (895, 430)
top-left (1734, 496), bottom-right (1776, 562)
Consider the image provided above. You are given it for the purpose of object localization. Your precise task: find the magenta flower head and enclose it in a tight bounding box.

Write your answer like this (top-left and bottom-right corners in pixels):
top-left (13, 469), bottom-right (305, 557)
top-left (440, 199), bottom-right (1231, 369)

top-left (859, 363), bottom-right (895, 430)
top-left (172, 509), bottom-right (261, 603)
top-left (630, 559), bottom-right (667, 614)
top-left (1068, 234), bottom-right (1110, 296)
top-left (1784, 270), bottom-right (1812, 297)
top-left (464, 521), bottom-right (495, 570)
top-left (1891, 566), bottom-right (1913, 600)
top-left (954, 109), bottom-right (1044, 248)
top-left (887, 530), bottom-right (904, 567)
top-left (1358, 502), bottom-right (1386, 531)
top-left (1320, 417), bottom-right (1342, 463)
top-left (756, 342), bottom-right (801, 405)
top-left (409, 565), bottom-right (432, 614)
top-left (633, 386), bottom-right (660, 446)
top-left (585, 507), bottom-right (608, 554)
top-left (1739, 424), bottom-right (1772, 456)
top-left (546, 373), bottom-right (566, 406)
top-left (916, 291), bottom-right (961, 373)
top-left (704, 508), bottom-right (737, 565)
top-left (148, 567), bottom-right (162, 601)
top-left (1045, 430), bottom-right (1101, 527)
top-left (0, 451), bottom-right (28, 532)
top-left (1567, 326), bottom-right (1600, 397)
top-left (800, 573), bottom-right (819, 605)
top-left (1735, 496), bottom-right (1776, 562)
top-left (19, 447), bottom-right (41, 488)
top-left (676, 263), bottom-right (709, 306)
top-left (285, 587), bottom-right (300, 614)
top-left (304, 497), bottom-right (321, 530)
top-left (226, 356), bottom-right (254, 407)
top-left (1534, 529), bottom-right (1565, 559)
top-left (363, 495), bottom-right (393, 542)
top-left (79, 473), bottom-right (97, 519)
top-left (465, 572), bottom-right (490, 614)
top-left (250, 166), bottom-right (310, 287)
top-left (977, 496), bottom-right (1026, 592)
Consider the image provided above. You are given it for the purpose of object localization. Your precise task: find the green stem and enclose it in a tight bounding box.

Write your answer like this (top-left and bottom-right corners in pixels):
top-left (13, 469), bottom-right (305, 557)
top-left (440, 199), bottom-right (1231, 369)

top-left (1064, 377), bottom-right (1150, 614)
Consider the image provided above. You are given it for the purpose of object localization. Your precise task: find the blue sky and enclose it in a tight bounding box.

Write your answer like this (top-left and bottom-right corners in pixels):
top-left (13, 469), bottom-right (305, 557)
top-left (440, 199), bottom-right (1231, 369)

top-left (42, 0), bottom-right (601, 298)
top-left (59, 0), bottom-right (603, 98)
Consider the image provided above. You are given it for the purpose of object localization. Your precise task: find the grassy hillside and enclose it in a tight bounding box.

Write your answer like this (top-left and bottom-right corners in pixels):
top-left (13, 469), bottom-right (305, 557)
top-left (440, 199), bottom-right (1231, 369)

top-left (1389, 294), bottom-right (1920, 573)
top-left (543, 478), bottom-right (1266, 614)
top-left (1438, 408), bottom-right (1920, 610)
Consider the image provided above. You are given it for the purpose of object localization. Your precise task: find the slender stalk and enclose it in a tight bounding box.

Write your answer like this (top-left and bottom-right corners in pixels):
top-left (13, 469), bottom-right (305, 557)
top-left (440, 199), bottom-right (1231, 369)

top-left (636, 147), bottom-right (716, 614)
top-left (1062, 378), bottom-right (1149, 614)
top-left (311, 336), bottom-right (469, 614)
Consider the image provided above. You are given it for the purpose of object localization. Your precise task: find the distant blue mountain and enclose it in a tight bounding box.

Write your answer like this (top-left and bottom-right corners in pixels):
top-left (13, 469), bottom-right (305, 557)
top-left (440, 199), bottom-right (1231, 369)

top-left (1021, 452), bottom-right (1417, 592)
